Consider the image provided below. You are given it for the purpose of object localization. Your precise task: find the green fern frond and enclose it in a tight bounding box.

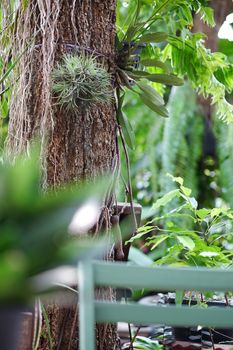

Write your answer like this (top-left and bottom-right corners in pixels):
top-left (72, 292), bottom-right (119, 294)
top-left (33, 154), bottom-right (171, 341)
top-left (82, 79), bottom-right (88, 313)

top-left (167, 33), bottom-right (233, 123)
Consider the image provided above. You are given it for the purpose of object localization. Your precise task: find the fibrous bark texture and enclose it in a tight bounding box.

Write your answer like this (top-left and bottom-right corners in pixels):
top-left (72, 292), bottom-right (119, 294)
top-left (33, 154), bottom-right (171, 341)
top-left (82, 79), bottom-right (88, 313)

top-left (7, 1), bottom-right (120, 349)
top-left (7, 0), bottom-right (118, 187)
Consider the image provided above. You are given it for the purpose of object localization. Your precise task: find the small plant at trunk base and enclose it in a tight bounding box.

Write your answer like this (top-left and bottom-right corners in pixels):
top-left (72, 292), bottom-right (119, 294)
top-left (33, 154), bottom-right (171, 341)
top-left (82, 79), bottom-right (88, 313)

top-left (51, 54), bottom-right (112, 111)
top-left (123, 336), bottom-right (164, 350)
top-left (130, 174), bottom-right (233, 270)
top-left (130, 175), bottom-right (233, 345)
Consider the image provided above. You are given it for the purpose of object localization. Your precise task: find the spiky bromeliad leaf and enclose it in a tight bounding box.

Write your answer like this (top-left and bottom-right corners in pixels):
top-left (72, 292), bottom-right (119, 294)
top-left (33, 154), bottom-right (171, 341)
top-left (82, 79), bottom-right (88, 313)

top-left (51, 54), bottom-right (113, 111)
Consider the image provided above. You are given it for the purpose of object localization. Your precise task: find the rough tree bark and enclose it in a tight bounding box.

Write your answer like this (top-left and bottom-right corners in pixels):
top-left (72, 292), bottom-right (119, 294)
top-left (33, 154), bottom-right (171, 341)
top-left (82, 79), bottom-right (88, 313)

top-left (7, 1), bottom-right (120, 349)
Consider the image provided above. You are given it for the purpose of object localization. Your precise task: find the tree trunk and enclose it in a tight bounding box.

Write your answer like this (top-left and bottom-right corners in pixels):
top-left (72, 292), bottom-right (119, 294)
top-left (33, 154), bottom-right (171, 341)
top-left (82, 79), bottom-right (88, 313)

top-left (7, 1), bottom-right (120, 349)
top-left (193, 0), bottom-right (233, 118)
top-left (193, 0), bottom-right (233, 207)
top-left (194, 0), bottom-right (233, 52)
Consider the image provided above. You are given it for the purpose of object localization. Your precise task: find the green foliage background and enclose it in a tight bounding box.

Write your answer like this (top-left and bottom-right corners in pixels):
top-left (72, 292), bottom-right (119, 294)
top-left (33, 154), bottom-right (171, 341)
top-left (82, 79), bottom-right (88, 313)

top-left (0, 0), bottom-right (233, 218)
top-left (116, 0), bottom-right (233, 223)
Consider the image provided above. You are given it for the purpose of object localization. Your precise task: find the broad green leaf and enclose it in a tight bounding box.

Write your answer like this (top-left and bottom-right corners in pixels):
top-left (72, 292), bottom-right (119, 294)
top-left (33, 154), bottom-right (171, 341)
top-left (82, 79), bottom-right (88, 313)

top-left (151, 235), bottom-right (169, 250)
top-left (200, 7), bottom-right (215, 27)
top-left (180, 4), bottom-right (193, 24)
top-left (127, 70), bottom-right (150, 78)
top-left (117, 110), bottom-right (135, 150)
top-left (145, 73), bottom-right (184, 86)
top-left (199, 251), bottom-right (219, 257)
top-left (169, 262), bottom-right (189, 267)
top-left (153, 189), bottom-right (180, 209)
top-left (136, 81), bottom-right (164, 106)
top-left (128, 247), bottom-right (153, 266)
top-left (126, 230), bottom-right (148, 243)
top-left (118, 91), bottom-right (125, 109)
top-left (135, 336), bottom-right (150, 343)
top-left (0, 98), bottom-right (9, 118)
top-left (188, 197), bottom-right (198, 210)
top-left (122, 0), bottom-right (143, 42)
top-left (168, 35), bottom-right (194, 53)
top-left (138, 32), bottom-right (168, 44)
top-left (140, 59), bottom-right (169, 72)
top-left (177, 236), bottom-right (195, 250)
top-left (138, 225), bottom-right (156, 233)
top-left (124, 22), bottom-right (147, 43)
top-left (210, 208), bottom-right (223, 218)
top-left (126, 224), bottom-right (156, 243)
top-left (162, 43), bottom-right (172, 61)
top-left (209, 222), bottom-right (226, 235)
top-left (120, 0), bottom-right (140, 39)
top-left (134, 336), bottom-right (161, 347)
top-left (140, 93), bottom-right (169, 117)
top-left (175, 290), bottom-right (184, 306)
top-left (167, 174), bottom-right (184, 185)
top-left (196, 209), bottom-right (210, 220)
top-left (180, 186), bottom-right (192, 196)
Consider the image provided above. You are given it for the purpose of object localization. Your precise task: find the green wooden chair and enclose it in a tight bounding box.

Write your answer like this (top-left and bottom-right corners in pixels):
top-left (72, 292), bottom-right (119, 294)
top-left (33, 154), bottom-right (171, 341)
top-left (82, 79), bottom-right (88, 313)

top-left (78, 260), bottom-right (233, 350)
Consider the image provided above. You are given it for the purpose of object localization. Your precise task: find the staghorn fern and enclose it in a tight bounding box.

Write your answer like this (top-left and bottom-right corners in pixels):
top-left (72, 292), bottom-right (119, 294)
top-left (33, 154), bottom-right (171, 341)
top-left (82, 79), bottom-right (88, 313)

top-left (51, 54), bottom-right (113, 111)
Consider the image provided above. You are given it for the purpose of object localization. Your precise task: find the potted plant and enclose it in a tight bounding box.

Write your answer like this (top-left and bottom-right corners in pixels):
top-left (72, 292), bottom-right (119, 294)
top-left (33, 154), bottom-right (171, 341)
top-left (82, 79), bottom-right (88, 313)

top-left (129, 174), bottom-right (233, 347)
top-left (122, 335), bottom-right (164, 350)
top-left (0, 150), bottom-right (105, 350)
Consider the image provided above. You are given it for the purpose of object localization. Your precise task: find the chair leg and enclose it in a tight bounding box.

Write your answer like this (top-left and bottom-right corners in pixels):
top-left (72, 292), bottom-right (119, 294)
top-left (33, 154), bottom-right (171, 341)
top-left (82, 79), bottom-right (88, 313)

top-left (78, 261), bottom-right (95, 350)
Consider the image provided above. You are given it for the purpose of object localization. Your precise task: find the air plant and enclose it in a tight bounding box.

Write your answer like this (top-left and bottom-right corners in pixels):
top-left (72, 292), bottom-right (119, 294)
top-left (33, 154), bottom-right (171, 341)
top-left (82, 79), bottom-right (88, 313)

top-left (51, 53), bottom-right (113, 111)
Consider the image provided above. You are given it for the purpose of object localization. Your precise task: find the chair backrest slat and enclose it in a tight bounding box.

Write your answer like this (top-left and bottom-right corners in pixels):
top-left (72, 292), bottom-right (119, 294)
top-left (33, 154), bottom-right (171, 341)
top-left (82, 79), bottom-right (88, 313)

top-left (95, 301), bottom-right (233, 328)
top-left (94, 261), bottom-right (233, 291)
top-left (78, 261), bottom-right (233, 350)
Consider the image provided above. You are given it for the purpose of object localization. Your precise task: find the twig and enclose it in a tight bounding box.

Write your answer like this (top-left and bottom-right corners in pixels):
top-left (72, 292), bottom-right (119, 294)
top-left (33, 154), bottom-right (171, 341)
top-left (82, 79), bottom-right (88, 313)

top-left (57, 309), bottom-right (70, 350)
top-left (68, 306), bottom-right (78, 350)
top-left (224, 293), bottom-right (229, 306)
top-left (32, 298), bottom-right (43, 350)
top-left (130, 326), bottom-right (141, 347)
top-left (128, 323), bottom-right (133, 350)
top-left (124, 290), bottom-right (134, 350)
top-left (209, 328), bottom-right (216, 350)
top-left (210, 328), bottom-right (233, 341)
